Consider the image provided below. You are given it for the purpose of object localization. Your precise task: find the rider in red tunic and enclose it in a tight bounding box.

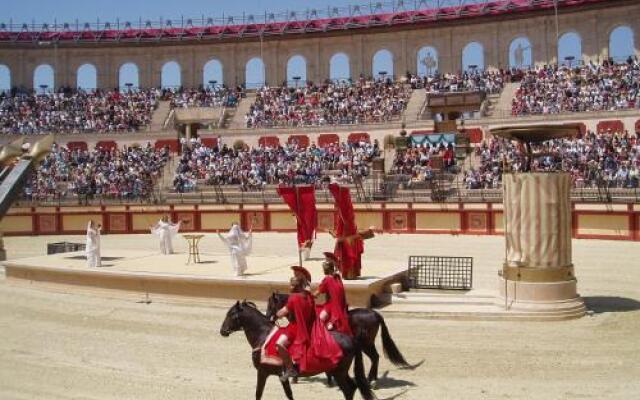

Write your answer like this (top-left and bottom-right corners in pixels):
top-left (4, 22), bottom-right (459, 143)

top-left (314, 252), bottom-right (352, 336)
top-left (275, 275), bottom-right (315, 381)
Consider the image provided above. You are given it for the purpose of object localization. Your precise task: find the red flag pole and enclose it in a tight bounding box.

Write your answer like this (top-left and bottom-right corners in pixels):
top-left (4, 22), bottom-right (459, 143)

top-left (295, 184), bottom-right (304, 268)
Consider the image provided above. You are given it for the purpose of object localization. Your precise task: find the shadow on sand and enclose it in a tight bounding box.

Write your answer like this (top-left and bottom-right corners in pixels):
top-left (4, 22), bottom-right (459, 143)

top-left (583, 296), bottom-right (640, 314)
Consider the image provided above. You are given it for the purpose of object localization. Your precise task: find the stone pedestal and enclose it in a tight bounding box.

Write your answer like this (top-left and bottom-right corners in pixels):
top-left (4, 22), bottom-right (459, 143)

top-left (498, 173), bottom-right (585, 318)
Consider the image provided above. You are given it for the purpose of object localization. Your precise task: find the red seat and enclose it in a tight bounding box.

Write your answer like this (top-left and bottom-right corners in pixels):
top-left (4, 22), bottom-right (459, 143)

top-left (597, 120), bottom-right (624, 134)
top-left (200, 137), bottom-right (219, 148)
top-left (155, 139), bottom-right (180, 153)
top-left (66, 141), bottom-right (88, 151)
top-left (287, 135), bottom-right (310, 148)
top-left (95, 140), bottom-right (118, 151)
top-left (347, 132), bottom-right (370, 144)
top-left (317, 134), bottom-right (339, 148)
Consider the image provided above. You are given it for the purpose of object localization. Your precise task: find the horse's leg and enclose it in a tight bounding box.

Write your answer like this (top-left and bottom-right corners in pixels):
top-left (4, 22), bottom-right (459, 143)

top-left (362, 343), bottom-right (380, 385)
top-left (333, 371), bottom-right (357, 400)
top-left (325, 372), bottom-right (334, 387)
top-left (280, 377), bottom-right (294, 400)
top-left (255, 369), bottom-right (268, 400)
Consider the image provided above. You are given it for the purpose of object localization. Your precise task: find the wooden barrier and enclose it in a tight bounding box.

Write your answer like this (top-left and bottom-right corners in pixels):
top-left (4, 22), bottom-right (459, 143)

top-left (0, 202), bottom-right (638, 241)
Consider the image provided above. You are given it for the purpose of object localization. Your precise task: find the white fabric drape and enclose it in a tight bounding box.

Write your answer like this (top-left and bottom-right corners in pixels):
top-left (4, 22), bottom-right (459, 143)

top-left (86, 222), bottom-right (101, 268)
top-left (218, 224), bottom-right (252, 276)
top-left (151, 220), bottom-right (181, 254)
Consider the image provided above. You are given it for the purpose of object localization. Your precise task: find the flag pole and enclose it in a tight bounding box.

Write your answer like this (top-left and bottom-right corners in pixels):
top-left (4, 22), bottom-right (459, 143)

top-left (295, 184), bottom-right (304, 268)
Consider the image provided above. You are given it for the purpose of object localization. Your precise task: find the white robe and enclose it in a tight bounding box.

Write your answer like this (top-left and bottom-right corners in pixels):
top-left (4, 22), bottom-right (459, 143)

top-left (86, 223), bottom-right (101, 268)
top-left (151, 220), bottom-right (181, 254)
top-left (218, 225), bottom-right (252, 276)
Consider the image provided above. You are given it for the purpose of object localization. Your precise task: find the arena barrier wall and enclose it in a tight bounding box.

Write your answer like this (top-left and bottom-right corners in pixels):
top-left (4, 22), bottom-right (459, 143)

top-left (1, 202), bottom-right (638, 242)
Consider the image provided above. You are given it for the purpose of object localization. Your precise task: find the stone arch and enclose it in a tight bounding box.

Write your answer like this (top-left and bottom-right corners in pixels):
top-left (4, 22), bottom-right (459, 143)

top-left (509, 37), bottom-right (533, 68)
top-left (329, 53), bottom-right (350, 81)
top-left (161, 61), bottom-right (181, 89)
top-left (462, 42), bottom-right (484, 71)
top-left (558, 31), bottom-right (582, 66)
top-left (203, 59), bottom-right (223, 88)
top-left (417, 46), bottom-right (439, 77)
top-left (286, 55), bottom-right (307, 87)
top-left (372, 49), bottom-right (394, 79)
top-left (33, 64), bottom-right (55, 92)
top-left (77, 63), bottom-right (97, 90)
top-left (119, 63), bottom-right (140, 90)
top-left (609, 25), bottom-right (635, 62)
top-left (245, 57), bottom-right (265, 89)
top-left (0, 64), bottom-right (10, 92)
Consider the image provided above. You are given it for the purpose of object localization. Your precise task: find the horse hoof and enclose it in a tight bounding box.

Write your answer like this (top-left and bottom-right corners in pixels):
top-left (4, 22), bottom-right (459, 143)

top-left (370, 380), bottom-right (378, 390)
top-left (292, 377), bottom-right (298, 384)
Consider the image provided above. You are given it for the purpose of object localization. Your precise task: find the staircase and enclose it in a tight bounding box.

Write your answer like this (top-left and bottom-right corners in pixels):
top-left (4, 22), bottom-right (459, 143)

top-left (486, 82), bottom-right (519, 118)
top-left (150, 100), bottom-right (172, 131)
top-left (380, 289), bottom-right (587, 321)
top-left (229, 92), bottom-right (256, 129)
top-left (403, 88), bottom-right (427, 123)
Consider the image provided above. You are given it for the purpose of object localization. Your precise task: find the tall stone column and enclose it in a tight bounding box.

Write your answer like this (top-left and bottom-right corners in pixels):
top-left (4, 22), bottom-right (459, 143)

top-left (493, 126), bottom-right (585, 319)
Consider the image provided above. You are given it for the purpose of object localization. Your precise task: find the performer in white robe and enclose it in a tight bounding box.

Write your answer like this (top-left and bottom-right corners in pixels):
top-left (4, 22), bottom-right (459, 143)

top-left (218, 223), bottom-right (252, 276)
top-left (150, 216), bottom-right (182, 254)
top-left (86, 220), bottom-right (101, 268)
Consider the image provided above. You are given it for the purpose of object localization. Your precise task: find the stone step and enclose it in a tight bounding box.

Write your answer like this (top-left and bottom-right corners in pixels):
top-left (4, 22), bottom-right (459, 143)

top-left (379, 301), bottom-right (587, 321)
top-left (391, 292), bottom-right (496, 306)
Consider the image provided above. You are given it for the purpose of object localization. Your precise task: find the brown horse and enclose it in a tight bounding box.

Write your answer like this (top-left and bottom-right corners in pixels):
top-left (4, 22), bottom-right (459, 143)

top-left (266, 293), bottom-right (410, 385)
top-left (220, 300), bottom-right (375, 400)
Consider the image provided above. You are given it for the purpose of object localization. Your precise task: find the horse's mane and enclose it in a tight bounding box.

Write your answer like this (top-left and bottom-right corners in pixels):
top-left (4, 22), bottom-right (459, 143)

top-left (240, 300), bottom-right (269, 320)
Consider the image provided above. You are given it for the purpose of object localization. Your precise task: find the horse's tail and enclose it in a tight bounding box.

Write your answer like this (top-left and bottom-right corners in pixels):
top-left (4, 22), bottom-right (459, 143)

top-left (376, 311), bottom-right (411, 368)
top-left (354, 346), bottom-right (375, 400)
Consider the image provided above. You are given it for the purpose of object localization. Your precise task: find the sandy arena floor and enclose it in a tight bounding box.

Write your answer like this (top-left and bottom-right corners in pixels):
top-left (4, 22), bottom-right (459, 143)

top-left (1, 232), bottom-right (639, 399)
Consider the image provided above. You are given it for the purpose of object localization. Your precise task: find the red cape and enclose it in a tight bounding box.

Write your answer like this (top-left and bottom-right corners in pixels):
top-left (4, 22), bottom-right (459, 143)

top-left (318, 274), bottom-right (352, 336)
top-left (277, 185), bottom-right (317, 247)
top-left (265, 291), bottom-right (343, 374)
top-left (329, 183), bottom-right (363, 279)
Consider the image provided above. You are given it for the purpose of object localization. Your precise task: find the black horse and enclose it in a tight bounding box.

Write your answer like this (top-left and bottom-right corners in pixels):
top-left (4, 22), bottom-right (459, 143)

top-left (220, 300), bottom-right (375, 400)
top-left (266, 293), bottom-right (410, 385)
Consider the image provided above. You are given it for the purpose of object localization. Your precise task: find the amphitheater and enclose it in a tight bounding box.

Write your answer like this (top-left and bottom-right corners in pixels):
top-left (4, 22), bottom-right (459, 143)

top-left (0, 0), bottom-right (640, 399)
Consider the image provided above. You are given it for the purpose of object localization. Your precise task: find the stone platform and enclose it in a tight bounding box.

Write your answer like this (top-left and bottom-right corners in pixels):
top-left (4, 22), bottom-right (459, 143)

top-left (2, 249), bottom-right (405, 307)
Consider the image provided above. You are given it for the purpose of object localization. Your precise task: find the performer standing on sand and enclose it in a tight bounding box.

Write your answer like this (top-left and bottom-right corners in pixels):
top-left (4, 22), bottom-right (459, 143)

top-left (85, 220), bottom-right (102, 268)
top-left (314, 252), bottom-right (352, 335)
top-left (276, 185), bottom-right (318, 262)
top-left (150, 215), bottom-right (183, 255)
top-left (328, 183), bottom-right (375, 279)
top-left (218, 222), bottom-right (252, 276)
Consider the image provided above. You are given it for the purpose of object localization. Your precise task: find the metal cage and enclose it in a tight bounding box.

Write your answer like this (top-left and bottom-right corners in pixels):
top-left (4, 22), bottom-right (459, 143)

top-left (408, 255), bottom-right (473, 290)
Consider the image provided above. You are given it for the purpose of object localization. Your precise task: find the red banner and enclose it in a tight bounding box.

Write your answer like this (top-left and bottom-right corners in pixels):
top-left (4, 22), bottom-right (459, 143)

top-left (277, 185), bottom-right (317, 247)
top-left (329, 183), bottom-right (363, 279)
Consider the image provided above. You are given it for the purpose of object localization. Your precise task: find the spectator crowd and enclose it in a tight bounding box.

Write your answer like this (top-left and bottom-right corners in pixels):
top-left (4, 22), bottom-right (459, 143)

top-left (408, 70), bottom-right (506, 94)
top-left (164, 86), bottom-right (241, 109)
top-left (512, 59), bottom-right (640, 116)
top-left (391, 143), bottom-right (457, 188)
top-left (0, 88), bottom-right (159, 135)
top-left (467, 129), bottom-right (640, 189)
top-left (173, 140), bottom-right (380, 192)
top-left (245, 78), bottom-right (411, 128)
top-left (24, 143), bottom-right (170, 202)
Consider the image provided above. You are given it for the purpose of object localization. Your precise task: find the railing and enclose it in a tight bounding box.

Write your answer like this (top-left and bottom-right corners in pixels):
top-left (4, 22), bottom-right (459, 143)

top-left (16, 185), bottom-right (640, 207)
top-left (0, 1), bottom-right (581, 35)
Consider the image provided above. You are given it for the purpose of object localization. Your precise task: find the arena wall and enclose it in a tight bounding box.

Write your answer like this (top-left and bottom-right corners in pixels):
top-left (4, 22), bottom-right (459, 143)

top-left (2, 202), bottom-right (638, 241)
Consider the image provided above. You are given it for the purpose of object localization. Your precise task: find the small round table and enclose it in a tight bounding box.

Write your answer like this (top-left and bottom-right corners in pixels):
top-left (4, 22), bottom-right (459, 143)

top-left (182, 234), bottom-right (204, 264)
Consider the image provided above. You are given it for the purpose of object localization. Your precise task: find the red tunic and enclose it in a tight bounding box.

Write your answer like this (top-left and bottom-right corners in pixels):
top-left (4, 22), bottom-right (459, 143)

top-left (286, 291), bottom-right (315, 366)
top-left (318, 274), bottom-right (352, 336)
